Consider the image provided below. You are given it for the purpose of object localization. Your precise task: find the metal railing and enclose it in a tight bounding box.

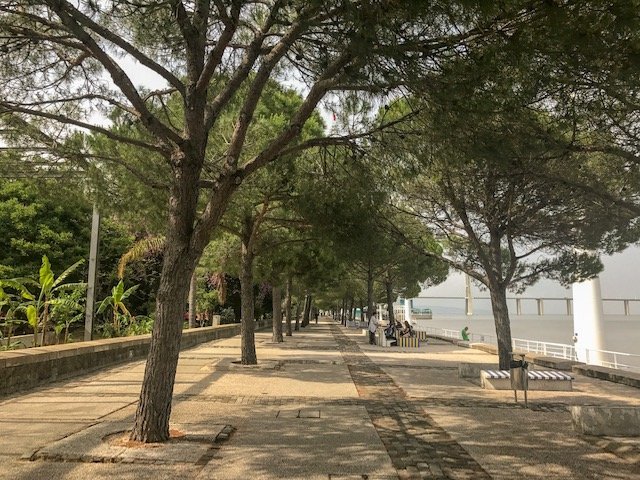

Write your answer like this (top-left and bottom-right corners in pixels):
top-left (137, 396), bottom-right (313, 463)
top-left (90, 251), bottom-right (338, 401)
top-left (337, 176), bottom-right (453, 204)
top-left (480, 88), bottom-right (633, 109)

top-left (584, 348), bottom-right (640, 371)
top-left (415, 325), bottom-right (640, 373)
top-left (511, 338), bottom-right (577, 361)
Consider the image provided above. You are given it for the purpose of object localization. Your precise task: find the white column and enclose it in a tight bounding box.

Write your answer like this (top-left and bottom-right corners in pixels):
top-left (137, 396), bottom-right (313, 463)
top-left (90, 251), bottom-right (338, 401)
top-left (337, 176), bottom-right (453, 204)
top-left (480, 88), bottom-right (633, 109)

top-left (404, 298), bottom-right (411, 323)
top-left (465, 274), bottom-right (473, 316)
top-left (572, 277), bottom-right (605, 364)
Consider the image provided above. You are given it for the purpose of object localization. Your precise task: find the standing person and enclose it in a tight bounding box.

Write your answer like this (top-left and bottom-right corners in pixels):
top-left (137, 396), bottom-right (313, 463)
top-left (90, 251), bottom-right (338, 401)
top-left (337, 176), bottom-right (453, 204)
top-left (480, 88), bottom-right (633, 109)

top-left (368, 309), bottom-right (378, 345)
top-left (461, 326), bottom-right (470, 341)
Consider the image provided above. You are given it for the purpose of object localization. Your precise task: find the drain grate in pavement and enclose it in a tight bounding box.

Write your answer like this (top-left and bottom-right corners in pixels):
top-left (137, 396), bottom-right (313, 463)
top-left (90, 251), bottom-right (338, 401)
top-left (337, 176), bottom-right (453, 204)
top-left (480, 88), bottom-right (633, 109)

top-left (280, 359), bottom-right (341, 365)
top-left (194, 425), bottom-right (235, 466)
top-left (276, 409), bottom-right (322, 418)
top-left (327, 475), bottom-right (370, 479)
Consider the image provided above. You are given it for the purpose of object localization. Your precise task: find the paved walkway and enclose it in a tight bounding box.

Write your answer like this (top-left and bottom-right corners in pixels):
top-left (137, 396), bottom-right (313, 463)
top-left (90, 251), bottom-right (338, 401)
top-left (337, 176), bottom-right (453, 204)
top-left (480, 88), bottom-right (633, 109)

top-left (0, 319), bottom-right (638, 479)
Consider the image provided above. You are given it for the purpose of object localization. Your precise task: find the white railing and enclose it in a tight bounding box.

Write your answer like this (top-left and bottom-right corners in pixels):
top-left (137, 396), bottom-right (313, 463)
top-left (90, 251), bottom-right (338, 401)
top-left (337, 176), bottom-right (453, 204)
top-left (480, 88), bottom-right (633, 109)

top-left (511, 338), bottom-right (577, 361)
top-left (415, 326), bottom-right (640, 373)
top-left (584, 348), bottom-right (640, 371)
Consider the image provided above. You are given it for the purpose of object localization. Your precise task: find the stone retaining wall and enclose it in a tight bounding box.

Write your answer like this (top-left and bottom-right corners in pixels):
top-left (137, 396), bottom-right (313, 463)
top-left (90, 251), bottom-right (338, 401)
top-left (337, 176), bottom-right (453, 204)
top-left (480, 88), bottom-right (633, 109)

top-left (523, 354), bottom-right (583, 371)
top-left (572, 364), bottom-right (640, 389)
top-left (571, 405), bottom-right (640, 436)
top-left (0, 320), bottom-right (269, 396)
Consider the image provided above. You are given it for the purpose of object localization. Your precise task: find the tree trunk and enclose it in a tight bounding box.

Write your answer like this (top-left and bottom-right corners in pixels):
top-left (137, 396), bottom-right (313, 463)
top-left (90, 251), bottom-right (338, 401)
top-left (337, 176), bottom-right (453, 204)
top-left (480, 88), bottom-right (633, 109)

top-left (272, 285), bottom-right (283, 342)
top-left (488, 281), bottom-right (513, 369)
top-left (366, 264), bottom-right (375, 321)
top-left (130, 239), bottom-right (195, 442)
top-left (301, 294), bottom-right (311, 327)
top-left (385, 280), bottom-right (395, 325)
top-left (294, 300), bottom-right (301, 331)
top-left (240, 240), bottom-right (257, 364)
top-left (188, 271), bottom-right (197, 329)
top-left (41, 303), bottom-right (49, 346)
top-left (284, 277), bottom-right (293, 336)
top-left (340, 298), bottom-right (346, 325)
top-left (347, 297), bottom-right (353, 321)
top-left (130, 159), bottom-right (209, 443)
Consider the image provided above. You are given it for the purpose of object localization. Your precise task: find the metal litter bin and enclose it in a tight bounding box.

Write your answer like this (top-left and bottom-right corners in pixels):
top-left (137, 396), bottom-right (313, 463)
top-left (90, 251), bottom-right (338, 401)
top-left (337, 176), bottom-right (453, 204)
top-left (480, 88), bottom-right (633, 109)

top-left (510, 359), bottom-right (529, 390)
top-left (509, 353), bottom-right (529, 407)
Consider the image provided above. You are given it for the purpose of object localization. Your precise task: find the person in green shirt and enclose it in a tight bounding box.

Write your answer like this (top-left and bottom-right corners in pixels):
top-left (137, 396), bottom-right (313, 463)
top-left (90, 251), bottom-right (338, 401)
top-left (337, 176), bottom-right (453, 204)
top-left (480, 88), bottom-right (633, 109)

top-left (461, 326), bottom-right (470, 341)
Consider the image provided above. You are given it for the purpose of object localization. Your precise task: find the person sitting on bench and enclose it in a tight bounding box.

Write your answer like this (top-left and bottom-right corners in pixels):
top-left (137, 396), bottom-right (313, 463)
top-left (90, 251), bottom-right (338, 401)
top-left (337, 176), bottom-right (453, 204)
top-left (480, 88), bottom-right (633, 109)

top-left (384, 322), bottom-right (396, 340)
top-left (400, 321), bottom-right (414, 338)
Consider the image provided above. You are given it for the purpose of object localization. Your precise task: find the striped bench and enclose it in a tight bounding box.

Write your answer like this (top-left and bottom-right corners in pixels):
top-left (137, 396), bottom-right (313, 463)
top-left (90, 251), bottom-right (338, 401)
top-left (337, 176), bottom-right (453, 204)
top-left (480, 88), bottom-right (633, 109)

top-left (481, 369), bottom-right (573, 391)
top-left (376, 329), bottom-right (422, 347)
top-left (397, 336), bottom-right (419, 348)
top-left (414, 331), bottom-right (429, 341)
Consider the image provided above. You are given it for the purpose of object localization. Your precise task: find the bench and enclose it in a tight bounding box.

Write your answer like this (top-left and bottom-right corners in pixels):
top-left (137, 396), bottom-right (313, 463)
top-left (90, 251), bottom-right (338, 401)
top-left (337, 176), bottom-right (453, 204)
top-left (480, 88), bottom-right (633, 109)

top-left (414, 331), bottom-right (429, 341)
top-left (376, 329), bottom-right (422, 347)
top-left (481, 369), bottom-right (573, 391)
top-left (396, 336), bottom-right (419, 348)
top-left (376, 329), bottom-right (395, 346)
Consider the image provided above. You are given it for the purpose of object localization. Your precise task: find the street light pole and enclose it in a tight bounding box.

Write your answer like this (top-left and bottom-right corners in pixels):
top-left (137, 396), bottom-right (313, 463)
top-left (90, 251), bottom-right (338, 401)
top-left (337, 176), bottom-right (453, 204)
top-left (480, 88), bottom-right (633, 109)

top-left (84, 204), bottom-right (100, 341)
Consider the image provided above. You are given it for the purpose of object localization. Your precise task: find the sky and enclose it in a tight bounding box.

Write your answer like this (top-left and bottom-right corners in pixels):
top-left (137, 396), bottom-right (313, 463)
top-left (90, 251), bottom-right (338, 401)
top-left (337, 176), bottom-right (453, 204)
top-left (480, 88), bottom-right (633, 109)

top-left (422, 245), bottom-right (640, 300)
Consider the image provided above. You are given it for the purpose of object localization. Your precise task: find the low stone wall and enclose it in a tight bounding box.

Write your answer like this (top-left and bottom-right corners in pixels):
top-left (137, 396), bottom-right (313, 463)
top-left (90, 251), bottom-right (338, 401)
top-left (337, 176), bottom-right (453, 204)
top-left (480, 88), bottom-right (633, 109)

top-left (458, 362), bottom-right (499, 379)
top-left (0, 320), bottom-right (268, 396)
top-left (571, 406), bottom-right (640, 436)
top-left (425, 334), bottom-right (470, 347)
top-left (2, 332), bottom-right (57, 348)
top-left (572, 364), bottom-right (640, 389)
top-left (523, 354), bottom-right (583, 372)
top-left (468, 342), bottom-right (498, 354)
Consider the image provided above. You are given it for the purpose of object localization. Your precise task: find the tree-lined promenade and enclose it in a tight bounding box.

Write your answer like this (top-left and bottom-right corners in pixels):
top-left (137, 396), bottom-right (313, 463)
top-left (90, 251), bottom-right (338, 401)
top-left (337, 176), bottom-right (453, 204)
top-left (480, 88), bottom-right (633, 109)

top-left (1, 0), bottom-right (639, 444)
top-left (0, 320), bottom-right (639, 479)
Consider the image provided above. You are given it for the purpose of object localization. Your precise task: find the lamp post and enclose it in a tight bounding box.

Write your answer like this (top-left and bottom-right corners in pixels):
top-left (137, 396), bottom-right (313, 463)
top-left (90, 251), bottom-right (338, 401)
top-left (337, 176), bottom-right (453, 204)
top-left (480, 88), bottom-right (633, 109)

top-left (84, 204), bottom-right (100, 341)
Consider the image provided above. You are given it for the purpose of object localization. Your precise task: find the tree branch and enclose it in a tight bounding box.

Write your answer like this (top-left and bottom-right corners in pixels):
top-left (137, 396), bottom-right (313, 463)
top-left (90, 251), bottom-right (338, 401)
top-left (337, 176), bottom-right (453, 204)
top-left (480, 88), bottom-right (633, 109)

top-left (43, 1), bottom-right (185, 95)
top-left (0, 103), bottom-right (167, 155)
top-left (45, 0), bottom-right (184, 147)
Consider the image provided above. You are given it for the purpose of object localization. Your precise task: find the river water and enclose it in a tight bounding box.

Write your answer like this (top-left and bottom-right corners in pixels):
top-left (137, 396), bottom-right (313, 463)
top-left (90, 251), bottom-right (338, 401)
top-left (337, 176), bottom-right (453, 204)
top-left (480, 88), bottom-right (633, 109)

top-left (412, 298), bottom-right (640, 357)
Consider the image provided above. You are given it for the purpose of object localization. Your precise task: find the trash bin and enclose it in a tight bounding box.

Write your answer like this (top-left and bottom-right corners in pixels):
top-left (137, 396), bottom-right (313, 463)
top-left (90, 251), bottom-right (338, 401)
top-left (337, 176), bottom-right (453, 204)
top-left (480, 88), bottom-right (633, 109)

top-left (510, 358), bottom-right (529, 391)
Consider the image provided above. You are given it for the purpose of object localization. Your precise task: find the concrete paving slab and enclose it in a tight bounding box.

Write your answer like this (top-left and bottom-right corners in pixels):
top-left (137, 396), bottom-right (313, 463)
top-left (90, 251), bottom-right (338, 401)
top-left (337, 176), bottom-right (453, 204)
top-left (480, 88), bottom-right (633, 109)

top-left (0, 422), bottom-right (89, 456)
top-left (0, 401), bottom-right (134, 420)
top-left (426, 405), bottom-right (640, 479)
top-left (168, 402), bottom-right (256, 425)
top-left (196, 405), bottom-right (397, 480)
top-left (0, 460), bottom-right (200, 480)
top-left (8, 394), bottom-right (138, 405)
top-left (198, 365), bottom-right (358, 398)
